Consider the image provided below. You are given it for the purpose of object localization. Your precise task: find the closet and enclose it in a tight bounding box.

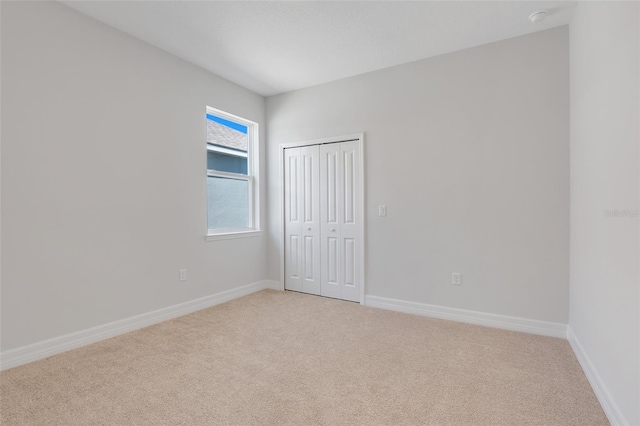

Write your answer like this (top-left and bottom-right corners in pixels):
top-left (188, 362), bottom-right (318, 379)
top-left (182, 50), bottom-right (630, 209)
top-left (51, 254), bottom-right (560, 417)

top-left (283, 138), bottom-right (362, 302)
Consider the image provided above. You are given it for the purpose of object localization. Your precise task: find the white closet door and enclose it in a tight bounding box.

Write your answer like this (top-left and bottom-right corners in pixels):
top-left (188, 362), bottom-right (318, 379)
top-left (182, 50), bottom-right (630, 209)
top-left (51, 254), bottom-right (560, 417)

top-left (285, 146), bottom-right (321, 295)
top-left (320, 143), bottom-right (343, 299)
top-left (339, 141), bottom-right (361, 302)
top-left (284, 148), bottom-right (302, 292)
top-left (320, 141), bottom-right (361, 302)
top-left (300, 145), bottom-right (321, 295)
top-left (286, 140), bottom-right (361, 302)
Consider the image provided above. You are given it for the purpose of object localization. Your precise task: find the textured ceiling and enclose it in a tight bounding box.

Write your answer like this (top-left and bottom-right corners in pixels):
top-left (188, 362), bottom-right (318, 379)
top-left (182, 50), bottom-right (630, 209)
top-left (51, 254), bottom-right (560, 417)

top-left (62, 1), bottom-right (576, 96)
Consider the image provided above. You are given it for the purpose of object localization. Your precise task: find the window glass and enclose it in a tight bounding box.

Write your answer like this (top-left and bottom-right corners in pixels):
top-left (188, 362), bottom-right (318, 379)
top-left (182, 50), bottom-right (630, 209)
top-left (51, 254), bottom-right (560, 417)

top-left (207, 176), bottom-right (249, 230)
top-left (205, 108), bottom-right (257, 235)
top-left (207, 149), bottom-right (248, 174)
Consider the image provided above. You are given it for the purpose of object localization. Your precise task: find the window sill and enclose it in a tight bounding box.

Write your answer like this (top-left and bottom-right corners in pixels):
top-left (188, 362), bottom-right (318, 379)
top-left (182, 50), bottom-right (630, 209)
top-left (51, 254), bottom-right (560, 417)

top-left (205, 230), bottom-right (262, 242)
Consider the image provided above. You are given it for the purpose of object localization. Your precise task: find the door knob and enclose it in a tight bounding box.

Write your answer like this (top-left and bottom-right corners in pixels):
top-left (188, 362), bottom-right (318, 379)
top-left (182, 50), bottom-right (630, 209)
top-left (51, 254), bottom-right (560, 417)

top-left (307, 227), bottom-right (311, 231)
top-left (330, 228), bottom-right (336, 232)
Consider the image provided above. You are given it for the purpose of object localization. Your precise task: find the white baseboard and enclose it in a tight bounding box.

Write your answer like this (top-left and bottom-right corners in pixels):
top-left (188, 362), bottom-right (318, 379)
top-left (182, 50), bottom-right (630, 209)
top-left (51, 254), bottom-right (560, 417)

top-left (0, 280), bottom-right (276, 371)
top-left (364, 295), bottom-right (567, 338)
top-left (567, 326), bottom-right (627, 426)
top-left (263, 279), bottom-right (283, 291)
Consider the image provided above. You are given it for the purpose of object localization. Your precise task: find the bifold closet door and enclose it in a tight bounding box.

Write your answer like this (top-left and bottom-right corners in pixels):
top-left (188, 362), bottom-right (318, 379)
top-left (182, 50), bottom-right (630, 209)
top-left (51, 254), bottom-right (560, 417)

top-left (320, 141), bottom-right (361, 302)
top-left (284, 146), bottom-right (321, 295)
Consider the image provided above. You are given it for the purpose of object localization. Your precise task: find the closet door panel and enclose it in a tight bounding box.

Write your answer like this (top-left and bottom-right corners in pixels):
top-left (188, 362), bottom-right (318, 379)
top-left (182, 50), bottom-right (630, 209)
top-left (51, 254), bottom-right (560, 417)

top-left (300, 145), bottom-right (321, 295)
top-left (339, 141), bottom-right (361, 302)
top-left (284, 148), bottom-right (302, 292)
top-left (320, 143), bottom-right (343, 299)
top-left (287, 140), bottom-right (361, 303)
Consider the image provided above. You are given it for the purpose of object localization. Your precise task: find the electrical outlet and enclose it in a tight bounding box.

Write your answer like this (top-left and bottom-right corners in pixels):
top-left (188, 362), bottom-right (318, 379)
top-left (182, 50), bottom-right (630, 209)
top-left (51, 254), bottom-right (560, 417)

top-left (179, 269), bottom-right (187, 282)
top-left (452, 273), bottom-right (461, 286)
top-left (378, 205), bottom-right (387, 217)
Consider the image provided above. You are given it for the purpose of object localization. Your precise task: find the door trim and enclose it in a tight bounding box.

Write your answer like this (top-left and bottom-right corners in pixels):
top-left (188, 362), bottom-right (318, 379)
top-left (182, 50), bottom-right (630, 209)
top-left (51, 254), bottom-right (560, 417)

top-left (279, 133), bottom-right (365, 304)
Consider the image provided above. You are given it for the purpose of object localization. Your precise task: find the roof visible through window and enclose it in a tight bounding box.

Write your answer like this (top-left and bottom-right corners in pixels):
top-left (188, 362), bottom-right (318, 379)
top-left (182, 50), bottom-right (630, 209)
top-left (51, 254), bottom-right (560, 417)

top-left (206, 114), bottom-right (248, 152)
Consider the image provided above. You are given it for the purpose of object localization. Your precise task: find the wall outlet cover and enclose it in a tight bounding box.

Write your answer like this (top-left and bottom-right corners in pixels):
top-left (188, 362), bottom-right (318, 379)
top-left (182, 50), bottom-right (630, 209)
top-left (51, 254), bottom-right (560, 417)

top-left (452, 273), bottom-right (461, 285)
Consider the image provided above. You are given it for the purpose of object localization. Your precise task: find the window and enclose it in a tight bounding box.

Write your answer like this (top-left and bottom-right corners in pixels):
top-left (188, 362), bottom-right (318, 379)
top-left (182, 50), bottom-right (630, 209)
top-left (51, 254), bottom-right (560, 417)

top-left (206, 107), bottom-right (259, 240)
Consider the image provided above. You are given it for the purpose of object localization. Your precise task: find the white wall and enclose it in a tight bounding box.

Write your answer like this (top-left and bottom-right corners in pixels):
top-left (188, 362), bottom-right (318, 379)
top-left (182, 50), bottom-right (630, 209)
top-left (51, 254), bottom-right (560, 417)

top-left (267, 27), bottom-right (570, 323)
top-left (569, 2), bottom-right (640, 424)
top-left (0, 1), bottom-right (267, 351)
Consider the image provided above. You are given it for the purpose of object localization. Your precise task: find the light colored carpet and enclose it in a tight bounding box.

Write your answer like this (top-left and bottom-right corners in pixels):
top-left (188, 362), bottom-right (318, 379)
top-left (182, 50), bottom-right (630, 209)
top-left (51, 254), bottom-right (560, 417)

top-left (1, 290), bottom-right (606, 425)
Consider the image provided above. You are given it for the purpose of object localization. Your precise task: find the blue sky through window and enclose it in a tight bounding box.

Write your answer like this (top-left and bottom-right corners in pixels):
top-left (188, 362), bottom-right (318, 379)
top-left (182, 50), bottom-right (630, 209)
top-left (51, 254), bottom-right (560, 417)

top-left (206, 113), bottom-right (247, 134)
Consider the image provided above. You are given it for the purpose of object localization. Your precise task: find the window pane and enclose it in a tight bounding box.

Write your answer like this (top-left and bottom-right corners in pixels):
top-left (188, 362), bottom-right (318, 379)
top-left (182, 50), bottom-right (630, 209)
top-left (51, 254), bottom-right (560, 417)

top-left (207, 176), bottom-right (249, 230)
top-left (207, 150), bottom-right (248, 174)
top-left (207, 114), bottom-right (248, 174)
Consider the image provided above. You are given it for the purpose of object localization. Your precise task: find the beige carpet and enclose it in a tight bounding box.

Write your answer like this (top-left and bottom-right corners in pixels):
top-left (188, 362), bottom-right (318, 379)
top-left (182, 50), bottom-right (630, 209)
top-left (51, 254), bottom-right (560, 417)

top-left (1, 290), bottom-right (606, 425)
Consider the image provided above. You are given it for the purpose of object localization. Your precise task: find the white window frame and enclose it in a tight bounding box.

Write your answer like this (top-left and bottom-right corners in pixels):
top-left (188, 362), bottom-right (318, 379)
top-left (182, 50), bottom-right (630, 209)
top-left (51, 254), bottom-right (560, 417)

top-left (205, 107), bottom-right (261, 241)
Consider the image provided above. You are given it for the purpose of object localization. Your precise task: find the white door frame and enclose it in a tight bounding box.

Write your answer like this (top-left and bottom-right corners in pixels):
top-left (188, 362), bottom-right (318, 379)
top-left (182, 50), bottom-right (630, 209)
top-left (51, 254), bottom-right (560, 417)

top-left (279, 133), bottom-right (366, 304)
